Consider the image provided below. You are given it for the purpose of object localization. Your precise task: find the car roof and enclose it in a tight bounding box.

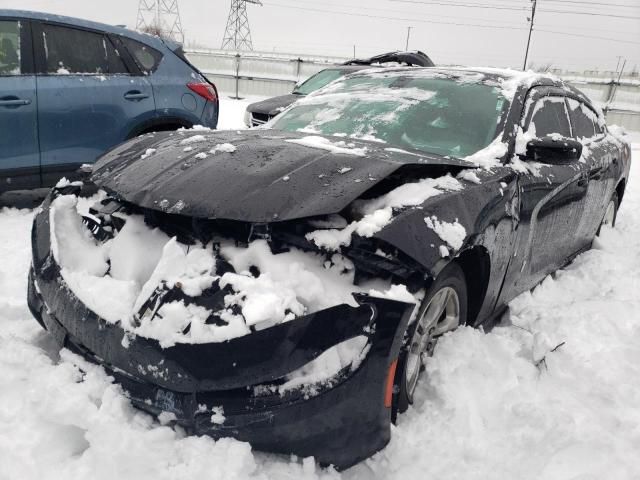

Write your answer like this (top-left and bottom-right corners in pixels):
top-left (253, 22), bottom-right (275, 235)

top-left (0, 9), bottom-right (168, 51)
top-left (337, 65), bottom-right (598, 110)
top-left (343, 65), bottom-right (565, 88)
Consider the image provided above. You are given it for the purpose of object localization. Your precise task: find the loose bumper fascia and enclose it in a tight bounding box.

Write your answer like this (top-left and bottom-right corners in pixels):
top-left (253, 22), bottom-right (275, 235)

top-left (28, 188), bottom-right (415, 469)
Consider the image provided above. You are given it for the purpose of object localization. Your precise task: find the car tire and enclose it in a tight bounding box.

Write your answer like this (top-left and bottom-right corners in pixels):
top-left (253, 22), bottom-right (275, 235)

top-left (395, 262), bottom-right (468, 415)
top-left (597, 191), bottom-right (619, 235)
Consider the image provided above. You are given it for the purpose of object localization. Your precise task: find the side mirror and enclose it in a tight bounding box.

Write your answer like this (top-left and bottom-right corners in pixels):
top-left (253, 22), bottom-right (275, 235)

top-left (525, 136), bottom-right (582, 164)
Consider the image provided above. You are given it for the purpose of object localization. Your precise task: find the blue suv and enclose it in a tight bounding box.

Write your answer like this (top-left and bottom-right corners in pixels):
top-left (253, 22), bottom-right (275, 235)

top-left (0, 10), bottom-right (219, 193)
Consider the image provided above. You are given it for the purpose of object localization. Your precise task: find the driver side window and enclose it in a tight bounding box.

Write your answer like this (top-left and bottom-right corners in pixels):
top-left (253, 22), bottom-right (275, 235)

top-left (527, 95), bottom-right (571, 138)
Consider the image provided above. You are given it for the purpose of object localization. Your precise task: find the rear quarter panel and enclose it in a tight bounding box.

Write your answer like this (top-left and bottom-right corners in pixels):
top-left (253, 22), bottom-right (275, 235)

top-left (149, 52), bottom-right (209, 127)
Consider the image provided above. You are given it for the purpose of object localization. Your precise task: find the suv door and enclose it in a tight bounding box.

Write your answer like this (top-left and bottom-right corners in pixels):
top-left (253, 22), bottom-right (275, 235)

top-left (32, 22), bottom-right (156, 186)
top-left (503, 87), bottom-right (592, 297)
top-left (0, 19), bottom-right (39, 192)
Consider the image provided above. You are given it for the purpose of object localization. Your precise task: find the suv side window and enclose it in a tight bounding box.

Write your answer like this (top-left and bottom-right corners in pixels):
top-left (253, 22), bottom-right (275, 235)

top-left (0, 20), bottom-right (21, 75)
top-left (120, 37), bottom-right (163, 74)
top-left (567, 98), bottom-right (598, 139)
top-left (527, 95), bottom-right (572, 138)
top-left (40, 23), bottom-right (128, 75)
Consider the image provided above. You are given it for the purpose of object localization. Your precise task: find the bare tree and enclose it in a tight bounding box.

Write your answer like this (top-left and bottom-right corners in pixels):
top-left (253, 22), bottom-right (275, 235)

top-left (140, 23), bottom-right (164, 38)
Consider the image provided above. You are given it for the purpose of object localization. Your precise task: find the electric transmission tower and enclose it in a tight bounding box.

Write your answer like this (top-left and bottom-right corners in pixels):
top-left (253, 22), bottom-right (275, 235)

top-left (136, 0), bottom-right (185, 44)
top-left (221, 0), bottom-right (262, 51)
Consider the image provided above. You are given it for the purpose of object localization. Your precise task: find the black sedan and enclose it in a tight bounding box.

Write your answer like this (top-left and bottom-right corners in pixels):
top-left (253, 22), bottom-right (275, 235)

top-left (244, 50), bottom-right (434, 127)
top-left (28, 67), bottom-right (631, 469)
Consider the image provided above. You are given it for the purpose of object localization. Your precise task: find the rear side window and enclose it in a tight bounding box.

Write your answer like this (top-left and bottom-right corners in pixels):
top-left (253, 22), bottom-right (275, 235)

top-left (120, 37), bottom-right (163, 74)
top-left (0, 20), bottom-right (20, 75)
top-left (567, 98), bottom-right (597, 139)
top-left (527, 96), bottom-right (571, 138)
top-left (40, 24), bottom-right (128, 75)
top-left (293, 69), bottom-right (345, 95)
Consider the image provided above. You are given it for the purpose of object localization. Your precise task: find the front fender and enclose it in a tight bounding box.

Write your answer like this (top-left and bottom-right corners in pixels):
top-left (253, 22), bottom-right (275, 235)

top-left (374, 176), bottom-right (516, 274)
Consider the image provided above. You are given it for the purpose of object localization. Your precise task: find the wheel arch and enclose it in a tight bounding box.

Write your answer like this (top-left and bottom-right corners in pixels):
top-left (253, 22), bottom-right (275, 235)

top-left (453, 245), bottom-right (491, 326)
top-left (126, 117), bottom-right (194, 139)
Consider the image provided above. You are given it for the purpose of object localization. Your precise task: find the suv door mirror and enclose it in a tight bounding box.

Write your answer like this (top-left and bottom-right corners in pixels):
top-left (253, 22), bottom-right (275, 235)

top-left (525, 136), bottom-right (582, 164)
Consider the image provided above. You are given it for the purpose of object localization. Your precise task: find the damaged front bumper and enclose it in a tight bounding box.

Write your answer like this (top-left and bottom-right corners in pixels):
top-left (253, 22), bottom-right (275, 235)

top-left (28, 189), bottom-right (413, 469)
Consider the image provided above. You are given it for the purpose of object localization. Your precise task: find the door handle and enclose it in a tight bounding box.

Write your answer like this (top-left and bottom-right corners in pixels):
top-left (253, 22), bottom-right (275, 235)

top-left (124, 91), bottom-right (149, 101)
top-left (0, 98), bottom-right (31, 107)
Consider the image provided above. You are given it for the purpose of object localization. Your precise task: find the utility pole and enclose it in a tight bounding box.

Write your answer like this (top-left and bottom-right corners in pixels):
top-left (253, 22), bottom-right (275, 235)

top-left (523, 0), bottom-right (537, 71)
top-left (615, 55), bottom-right (623, 74)
top-left (609, 58), bottom-right (626, 110)
top-left (405, 26), bottom-right (412, 51)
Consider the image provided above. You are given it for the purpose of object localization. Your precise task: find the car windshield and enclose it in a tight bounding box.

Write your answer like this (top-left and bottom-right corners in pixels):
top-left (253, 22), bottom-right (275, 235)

top-left (293, 69), bottom-right (346, 95)
top-left (274, 71), bottom-right (507, 158)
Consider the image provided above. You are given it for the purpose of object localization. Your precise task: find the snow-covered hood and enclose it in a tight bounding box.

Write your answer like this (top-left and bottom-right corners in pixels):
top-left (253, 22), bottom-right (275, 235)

top-left (91, 129), bottom-right (476, 222)
top-left (246, 94), bottom-right (300, 116)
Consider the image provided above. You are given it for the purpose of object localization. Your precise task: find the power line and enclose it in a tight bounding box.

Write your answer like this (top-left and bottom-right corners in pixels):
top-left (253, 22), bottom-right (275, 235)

top-left (263, 2), bottom-right (528, 30)
top-left (270, 0), bottom-right (527, 26)
top-left (389, 0), bottom-right (528, 11)
top-left (536, 22), bottom-right (640, 36)
top-left (537, 8), bottom-right (640, 19)
top-left (535, 28), bottom-right (640, 45)
top-left (391, 0), bottom-right (640, 18)
top-left (265, 0), bottom-right (640, 47)
top-left (542, 0), bottom-right (640, 8)
top-left (263, 0), bottom-right (640, 64)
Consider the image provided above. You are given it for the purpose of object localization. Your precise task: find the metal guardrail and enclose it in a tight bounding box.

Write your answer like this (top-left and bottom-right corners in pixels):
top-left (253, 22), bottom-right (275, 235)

top-left (186, 48), bottom-right (640, 131)
top-left (187, 48), bottom-right (346, 99)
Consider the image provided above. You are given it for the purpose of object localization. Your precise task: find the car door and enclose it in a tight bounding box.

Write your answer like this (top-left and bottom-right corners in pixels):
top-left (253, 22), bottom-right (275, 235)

top-left (32, 22), bottom-right (156, 186)
top-left (0, 18), bottom-right (39, 192)
top-left (566, 97), bottom-right (615, 239)
top-left (501, 87), bottom-right (592, 299)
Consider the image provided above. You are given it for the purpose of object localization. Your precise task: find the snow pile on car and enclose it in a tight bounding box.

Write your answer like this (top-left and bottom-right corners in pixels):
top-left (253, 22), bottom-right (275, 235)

top-left (306, 174), bottom-right (463, 250)
top-left (48, 193), bottom-right (415, 350)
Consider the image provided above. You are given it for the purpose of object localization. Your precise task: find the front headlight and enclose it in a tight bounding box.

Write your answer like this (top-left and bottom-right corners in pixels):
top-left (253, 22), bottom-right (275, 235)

top-left (243, 110), bottom-right (252, 128)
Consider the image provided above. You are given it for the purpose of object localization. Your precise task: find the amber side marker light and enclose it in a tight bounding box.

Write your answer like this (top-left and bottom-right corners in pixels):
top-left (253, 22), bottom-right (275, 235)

top-left (384, 359), bottom-right (398, 408)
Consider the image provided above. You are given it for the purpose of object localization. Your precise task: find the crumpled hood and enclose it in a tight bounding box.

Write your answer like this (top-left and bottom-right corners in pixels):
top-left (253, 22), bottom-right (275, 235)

top-left (91, 129), bottom-right (475, 222)
top-left (247, 94), bottom-right (300, 116)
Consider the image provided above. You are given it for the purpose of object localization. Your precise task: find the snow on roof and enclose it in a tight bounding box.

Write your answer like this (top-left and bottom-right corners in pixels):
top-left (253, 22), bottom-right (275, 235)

top-left (329, 65), bottom-right (561, 102)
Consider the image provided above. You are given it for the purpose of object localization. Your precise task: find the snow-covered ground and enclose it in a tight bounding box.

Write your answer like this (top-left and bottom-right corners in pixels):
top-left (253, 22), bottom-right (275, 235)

top-left (0, 98), bottom-right (638, 479)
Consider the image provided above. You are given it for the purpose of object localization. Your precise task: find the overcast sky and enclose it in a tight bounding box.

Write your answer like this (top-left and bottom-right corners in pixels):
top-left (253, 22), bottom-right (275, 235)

top-left (1, 0), bottom-right (638, 72)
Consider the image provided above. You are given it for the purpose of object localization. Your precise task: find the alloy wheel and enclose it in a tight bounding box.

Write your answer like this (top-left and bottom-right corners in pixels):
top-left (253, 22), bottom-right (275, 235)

top-left (404, 286), bottom-right (460, 402)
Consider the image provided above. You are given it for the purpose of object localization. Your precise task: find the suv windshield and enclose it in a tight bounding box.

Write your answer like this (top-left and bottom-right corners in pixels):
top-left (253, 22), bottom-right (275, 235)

top-left (274, 72), bottom-right (506, 158)
top-left (293, 69), bottom-right (346, 95)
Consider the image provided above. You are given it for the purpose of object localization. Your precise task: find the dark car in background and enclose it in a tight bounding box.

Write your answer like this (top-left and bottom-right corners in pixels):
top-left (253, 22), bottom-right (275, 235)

top-left (0, 9), bottom-right (218, 194)
top-left (244, 51), bottom-right (434, 127)
top-left (28, 67), bottom-right (631, 469)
